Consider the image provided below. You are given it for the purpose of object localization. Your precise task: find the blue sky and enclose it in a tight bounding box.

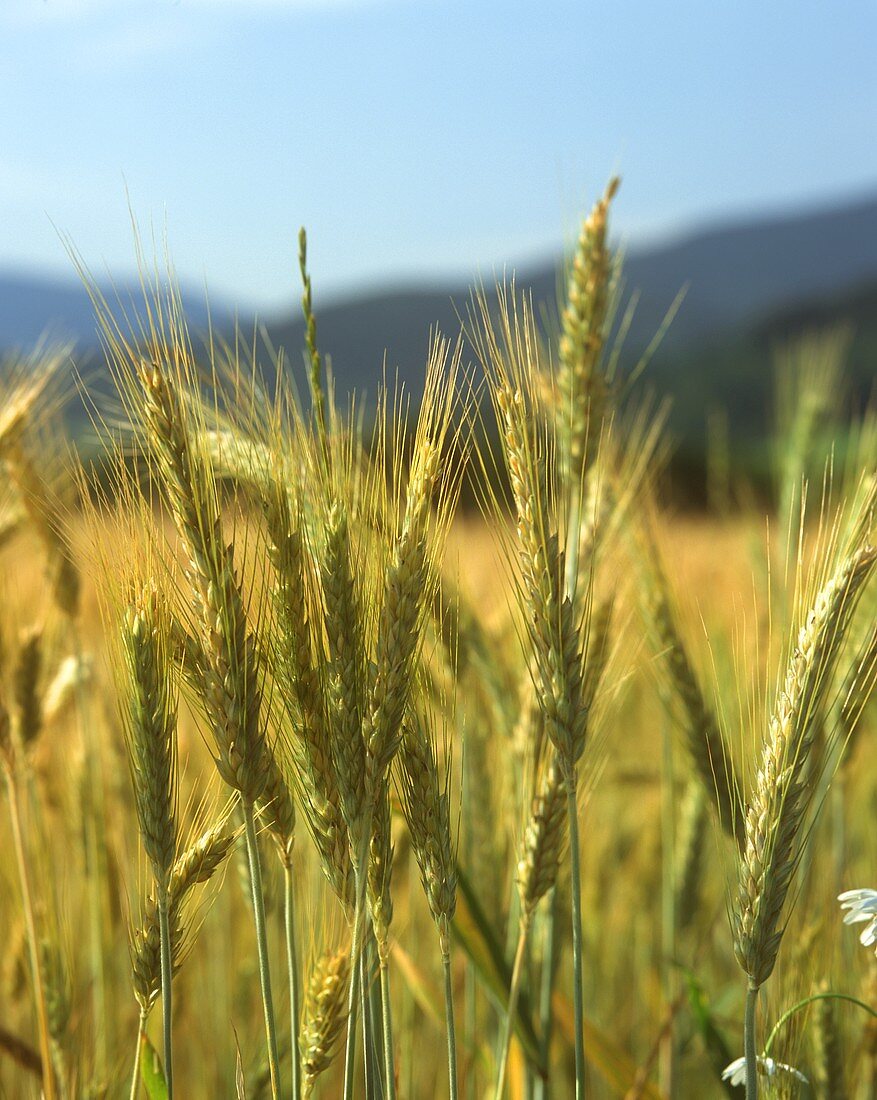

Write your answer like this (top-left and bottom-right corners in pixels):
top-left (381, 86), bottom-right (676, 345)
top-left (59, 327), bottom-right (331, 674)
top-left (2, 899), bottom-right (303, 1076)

top-left (2, 0), bottom-right (876, 311)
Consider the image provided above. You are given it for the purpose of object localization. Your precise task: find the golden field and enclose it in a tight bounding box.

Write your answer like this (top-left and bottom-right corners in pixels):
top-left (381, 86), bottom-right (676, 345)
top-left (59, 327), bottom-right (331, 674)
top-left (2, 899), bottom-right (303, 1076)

top-left (0, 200), bottom-right (875, 1100)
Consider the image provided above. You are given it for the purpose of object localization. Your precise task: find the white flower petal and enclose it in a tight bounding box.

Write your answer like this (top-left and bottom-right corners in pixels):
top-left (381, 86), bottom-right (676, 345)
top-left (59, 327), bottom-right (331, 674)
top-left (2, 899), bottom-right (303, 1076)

top-left (720, 1055), bottom-right (809, 1087)
top-left (721, 1057), bottom-right (747, 1086)
top-left (838, 888), bottom-right (877, 915)
top-left (840, 889), bottom-right (877, 954)
top-left (838, 888), bottom-right (877, 904)
top-left (844, 909), bottom-right (874, 925)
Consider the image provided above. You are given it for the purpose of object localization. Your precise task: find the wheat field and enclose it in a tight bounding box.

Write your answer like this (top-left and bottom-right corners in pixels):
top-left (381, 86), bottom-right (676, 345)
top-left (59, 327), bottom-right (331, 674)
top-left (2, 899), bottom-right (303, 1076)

top-left (0, 191), bottom-right (875, 1100)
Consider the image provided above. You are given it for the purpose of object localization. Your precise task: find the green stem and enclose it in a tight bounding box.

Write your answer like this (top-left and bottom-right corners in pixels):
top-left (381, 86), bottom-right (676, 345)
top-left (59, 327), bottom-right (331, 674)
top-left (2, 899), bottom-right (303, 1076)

top-left (464, 953), bottom-right (476, 1100)
top-left (158, 893), bottom-right (174, 1100)
top-left (567, 777), bottom-right (586, 1099)
top-left (380, 958), bottom-right (397, 1100)
top-left (242, 800), bottom-right (282, 1099)
top-left (494, 920), bottom-right (530, 1100)
top-left (659, 714), bottom-right (676, 1099)
top-left (128, 1012), bottom-right (147, 1100)
top-left (361, 948), bottom-right (376, 1097)
top-left (462, 747), bottom-right (477, 1100)
top-left (283, 861), bottom-right (302, 1100)
top-left (533, 891), bottom-right (558, 1100)
top-left (744, 983), bottom-right (759, 1100)
top-left (763, 992), bottom-right (877, 1058)
top-left (343, 866), bottom-right (367, 1100)
top-left (368, 934), bottom-right (385, 1094)
top-left (72, 617), bottom-right (108, 1080)
top-left (443, 950), bottom-right (459, 1100)
top-left (495, 874), bottom-right (523, 1078)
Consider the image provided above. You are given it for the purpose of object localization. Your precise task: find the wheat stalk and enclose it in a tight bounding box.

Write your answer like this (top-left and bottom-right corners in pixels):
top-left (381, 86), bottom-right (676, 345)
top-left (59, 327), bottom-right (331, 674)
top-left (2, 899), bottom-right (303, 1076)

top-left (0, 688), bottom-right (58, 1100)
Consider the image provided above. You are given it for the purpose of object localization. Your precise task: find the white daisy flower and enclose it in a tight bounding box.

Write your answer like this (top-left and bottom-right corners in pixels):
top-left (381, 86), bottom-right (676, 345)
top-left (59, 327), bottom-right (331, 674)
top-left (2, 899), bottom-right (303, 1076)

top-left (722, 1055), bottom-right (809, 1087)
top-left (838, 888), bottom-right (877, 952)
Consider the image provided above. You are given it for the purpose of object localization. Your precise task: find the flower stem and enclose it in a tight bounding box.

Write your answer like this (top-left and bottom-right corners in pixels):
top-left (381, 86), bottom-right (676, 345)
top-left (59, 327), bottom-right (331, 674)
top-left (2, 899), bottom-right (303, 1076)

top-left (443, 950), bottom-right (459, 1100)
top-left (128, 1012), bottom-right (147, 1100)
top-left (361, 948), bottom-right (375, 1097)
top-left (72, 619), bottom-right (108, 1080)
top-left (283, 861), bottom-right (302, 1100)
top-left (242, 799), bottom-right (282, 1098)
top-left (343, 867), bottom-right (367, 1100)
top-left (659, 714), bottom-right (677, 1099)
top-left (744, 982), bottom-right (759, 1100)
top-left (158, 893), bottom-right (174, 1099)
top-left (533, 890), bottom-right (558, 1100)
top-left (494, 919), bottom-right (530, 1100)
top-left (3, 767), bottom-right (57, 1100)
top-left (380, 958), bottom-right (397, 1100)
top-left (567, 776), bottom-right (586, 1099)
top-left (763, 991), bottom-right (877, 1058)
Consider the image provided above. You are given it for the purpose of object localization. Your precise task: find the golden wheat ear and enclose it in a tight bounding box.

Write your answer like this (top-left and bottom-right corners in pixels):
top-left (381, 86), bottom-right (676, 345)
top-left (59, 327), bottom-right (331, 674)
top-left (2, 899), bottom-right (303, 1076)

top-left (557, 177), bottom-right (620, 483)
top-left (300, 947), bottom-right (351, 1098)
top-left (0, 351), bottom-right (81, 620)
top-left (120, 581), bottom-right (178, 894)
top-left (735, 543), bottom-right (877, 990)
top-left (130, 817), bottom-right (239, 1015)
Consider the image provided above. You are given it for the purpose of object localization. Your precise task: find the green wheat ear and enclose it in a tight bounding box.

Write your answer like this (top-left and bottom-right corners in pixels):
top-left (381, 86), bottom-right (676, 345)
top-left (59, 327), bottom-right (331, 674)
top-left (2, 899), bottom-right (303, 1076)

top-left (121, 581), bottom-right (178, 894)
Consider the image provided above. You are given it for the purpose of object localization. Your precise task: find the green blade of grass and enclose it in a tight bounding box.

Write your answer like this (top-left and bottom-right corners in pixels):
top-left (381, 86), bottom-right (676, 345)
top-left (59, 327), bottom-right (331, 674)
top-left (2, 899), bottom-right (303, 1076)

top-left (453, 863), bottom-right (545, 1077)
top-left (140, 1034), bottom-right (169, 1100)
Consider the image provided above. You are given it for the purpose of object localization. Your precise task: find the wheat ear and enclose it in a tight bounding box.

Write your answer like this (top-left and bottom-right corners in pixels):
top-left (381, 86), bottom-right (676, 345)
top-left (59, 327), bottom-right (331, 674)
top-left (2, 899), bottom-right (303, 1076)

top-left (640, 530), bottom-right (741, 844)
top-left (120, 581), bottom-right (178, 1095)
top-left (399, 714), bottom-right (459, 1097)
top-left (735, 544), bottom-right (876, 1098)
top-left (321, 502), bottom-right (368, 855)
top-left (812, 982), bottom-right (848, 1100)
top-left (14, 627), bottom-right (44, 751)
top-left (558, 177), bottom-right (620, 481)
top-left (132, 347), bottom-right (281, 1092)
top-left (735, 544), bottom-right (876, 988)
top-left (131, 819), bottom-right (238, 1016)
top-left (0, 437), bottom-right (80, 618)
top-left (301, 948), bottom-right (351, 1098)
top-left (264, 478), bottom-right (351, 905)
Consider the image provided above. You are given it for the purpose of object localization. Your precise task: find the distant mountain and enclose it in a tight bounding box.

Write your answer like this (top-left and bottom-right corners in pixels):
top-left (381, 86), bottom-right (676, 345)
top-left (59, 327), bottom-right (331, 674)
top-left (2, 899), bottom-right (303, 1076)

top-left (2, 190), bottom-right (875, 452)
top-left (0, 270), bottom-right (228, 351)
top-left (657, 276), bottom-right (877, 451)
